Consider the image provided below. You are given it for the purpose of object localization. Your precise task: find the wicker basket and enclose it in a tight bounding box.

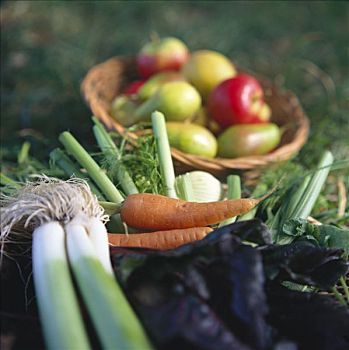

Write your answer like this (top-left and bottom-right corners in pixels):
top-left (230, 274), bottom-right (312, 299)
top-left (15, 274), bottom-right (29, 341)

top-left (81, 56), bottom-right (310, 180)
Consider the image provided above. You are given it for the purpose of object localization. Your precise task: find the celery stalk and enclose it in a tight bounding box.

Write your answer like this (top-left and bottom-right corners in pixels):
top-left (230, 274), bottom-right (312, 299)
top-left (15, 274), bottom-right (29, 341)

top-left (219, 175), bottom-right (241, 227)
top-left (151, 111), bottom-right (177, 198)
top-left (270, 151), bottom-right (334, 243)
top-left (291, 151), bottom-right (334, 219)
top-left (278, 175), bottom-right (311, 224)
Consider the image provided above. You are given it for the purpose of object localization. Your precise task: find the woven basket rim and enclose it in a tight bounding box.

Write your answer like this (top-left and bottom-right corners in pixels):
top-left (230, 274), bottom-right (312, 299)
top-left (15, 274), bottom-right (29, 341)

top-left (81, 55), bottom-right (310, 173)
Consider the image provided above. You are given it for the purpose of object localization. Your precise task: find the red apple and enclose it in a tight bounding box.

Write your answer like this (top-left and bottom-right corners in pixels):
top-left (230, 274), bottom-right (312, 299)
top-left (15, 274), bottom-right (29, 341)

top-left (208, 74), bottom-right (271, 127)
top-left (137, 37), bottom-right (189, 78)
top-left (122, 80), bottom-right (145, 95)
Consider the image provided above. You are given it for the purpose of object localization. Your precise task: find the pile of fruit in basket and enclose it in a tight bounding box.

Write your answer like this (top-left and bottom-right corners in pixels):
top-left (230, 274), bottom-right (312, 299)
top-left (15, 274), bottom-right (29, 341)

top-left (110, 36), bottom-right (281, 159)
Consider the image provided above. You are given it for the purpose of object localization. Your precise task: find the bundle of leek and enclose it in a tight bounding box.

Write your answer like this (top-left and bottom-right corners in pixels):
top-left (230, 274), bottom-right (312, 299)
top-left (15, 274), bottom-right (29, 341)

top-left (0, 177), bottom-right (151, 350)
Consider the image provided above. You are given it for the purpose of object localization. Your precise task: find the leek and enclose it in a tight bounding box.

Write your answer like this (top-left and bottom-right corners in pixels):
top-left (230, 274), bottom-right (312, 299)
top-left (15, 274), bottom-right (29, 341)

top-left (1, 179), bottom-right (91, 350)
top-left (0, 178), bottom-right (152, 350)
top-left (66, 221), bottom-right (151, 349)
top-left (32, 222), bottom-right (91, 350)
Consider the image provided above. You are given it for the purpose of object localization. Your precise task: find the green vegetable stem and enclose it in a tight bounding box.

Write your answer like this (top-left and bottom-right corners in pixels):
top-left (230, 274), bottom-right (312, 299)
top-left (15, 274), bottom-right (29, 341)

top-left (151, 111), bottom-right (177, 198)
top-left (92, 117), bottom-right (139, 195)
top-left (59, 131), bottom-right (124, 203)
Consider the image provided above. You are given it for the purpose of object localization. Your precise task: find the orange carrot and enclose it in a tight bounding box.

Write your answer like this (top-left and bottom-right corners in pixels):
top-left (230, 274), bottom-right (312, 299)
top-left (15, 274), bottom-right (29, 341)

top-left (108, 227), bottom-right (212, 250)
top-left (120, 192), bottom-right (272, 231)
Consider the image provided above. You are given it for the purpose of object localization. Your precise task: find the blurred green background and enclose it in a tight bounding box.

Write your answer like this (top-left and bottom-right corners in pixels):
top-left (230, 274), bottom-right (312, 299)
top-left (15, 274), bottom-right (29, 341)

top-left (1, 1), bottom-right (348, 165)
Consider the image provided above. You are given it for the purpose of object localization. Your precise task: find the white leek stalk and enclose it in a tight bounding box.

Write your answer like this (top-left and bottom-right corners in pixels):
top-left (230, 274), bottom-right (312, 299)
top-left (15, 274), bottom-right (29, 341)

top-left (0, 178), bottom-right (91, 350)
top-left (32, 222), bottom-right (91, 350)
top-left (66, 221), bottom-right (151, 349)
top-left (0, 177), bottom-right (151, 350)
top-left (61, 181), bottom-right (151, 349)
top-left (86, 216), bottom-right (113, 274)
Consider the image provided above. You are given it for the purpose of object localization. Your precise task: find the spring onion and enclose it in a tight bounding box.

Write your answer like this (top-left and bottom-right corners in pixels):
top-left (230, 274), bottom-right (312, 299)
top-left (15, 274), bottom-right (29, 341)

top-left (65, 218), bottom-right (151, 349)
top-left (1, 178), bottom-right (91, 350)
top-left (0, 177), bottom-right (152, 350)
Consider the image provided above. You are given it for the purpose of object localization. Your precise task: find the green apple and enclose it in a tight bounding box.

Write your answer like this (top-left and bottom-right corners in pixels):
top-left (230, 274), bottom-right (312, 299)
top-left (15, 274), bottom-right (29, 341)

top-left (217, 123), bottom-right (281, 158)
top-left (138, 71), bottom-right (185, 101)
top-left (110, 95), bottom-right (139, 126)
top-left (135, 81), bottom-right (202, 122)
top-left (166, 122), bottom-right (217, 158)
top-left (191, 107), bottom-right (221, 134)
top-left (182, 50), bottom-right (237, 99)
